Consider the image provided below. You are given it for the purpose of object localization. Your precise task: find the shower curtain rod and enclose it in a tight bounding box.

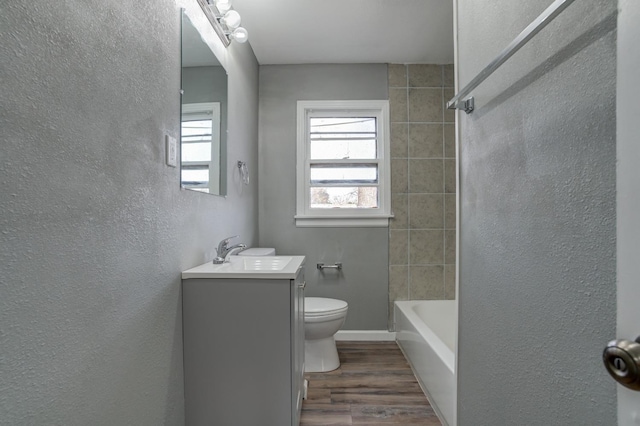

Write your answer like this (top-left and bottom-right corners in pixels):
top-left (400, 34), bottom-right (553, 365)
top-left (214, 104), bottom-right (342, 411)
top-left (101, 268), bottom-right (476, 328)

top-left (447, 0), bottom-right (577, 114)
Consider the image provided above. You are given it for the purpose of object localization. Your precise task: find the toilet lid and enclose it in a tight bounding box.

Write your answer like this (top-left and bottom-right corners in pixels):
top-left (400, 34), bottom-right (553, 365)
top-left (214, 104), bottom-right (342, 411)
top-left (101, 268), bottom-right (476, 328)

top-left (305, 297), bottom-right (348, 316)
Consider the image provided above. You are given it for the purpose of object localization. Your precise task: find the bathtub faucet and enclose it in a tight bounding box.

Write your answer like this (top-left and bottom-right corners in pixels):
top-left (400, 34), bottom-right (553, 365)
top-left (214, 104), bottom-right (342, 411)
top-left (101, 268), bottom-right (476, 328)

top-left (213, 235), bottom-right (247, 264)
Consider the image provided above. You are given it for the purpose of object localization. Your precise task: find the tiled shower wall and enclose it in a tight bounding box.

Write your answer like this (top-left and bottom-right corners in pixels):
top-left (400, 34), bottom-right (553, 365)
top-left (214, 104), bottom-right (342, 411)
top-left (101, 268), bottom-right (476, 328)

top-left (388, 64), bottom-right (456, 328)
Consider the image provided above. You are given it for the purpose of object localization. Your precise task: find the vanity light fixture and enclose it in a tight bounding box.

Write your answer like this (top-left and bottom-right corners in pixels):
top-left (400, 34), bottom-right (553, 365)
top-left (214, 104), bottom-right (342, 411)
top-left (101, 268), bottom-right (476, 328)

top-left (203, 0), bottom-right (249, 44)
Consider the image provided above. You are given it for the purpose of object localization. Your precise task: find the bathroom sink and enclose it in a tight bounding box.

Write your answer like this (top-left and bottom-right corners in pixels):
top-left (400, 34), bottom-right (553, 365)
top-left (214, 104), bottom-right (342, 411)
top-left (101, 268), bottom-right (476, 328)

top-left (228, 256), bottom-right (293, 271)
top-left (181, 255), bottom-right (304, 279)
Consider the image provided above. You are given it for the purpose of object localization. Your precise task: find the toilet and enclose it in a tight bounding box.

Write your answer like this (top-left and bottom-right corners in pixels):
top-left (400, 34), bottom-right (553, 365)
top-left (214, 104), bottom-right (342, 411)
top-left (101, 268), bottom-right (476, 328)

top-left (304, 297), bottom-right (348, 373)
top-left (239, 248), bottom-right (348, 373)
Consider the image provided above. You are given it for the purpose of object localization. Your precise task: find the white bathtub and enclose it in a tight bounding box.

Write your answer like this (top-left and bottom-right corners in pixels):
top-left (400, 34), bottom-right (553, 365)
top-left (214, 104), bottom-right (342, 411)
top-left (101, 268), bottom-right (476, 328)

top-left (395, 300), bottom-right (456, 426)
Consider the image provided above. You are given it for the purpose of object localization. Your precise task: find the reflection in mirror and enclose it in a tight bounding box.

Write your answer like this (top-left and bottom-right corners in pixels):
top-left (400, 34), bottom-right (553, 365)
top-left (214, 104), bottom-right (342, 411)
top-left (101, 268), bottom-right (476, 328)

top-left (181, 11), bottom-right (228, 195)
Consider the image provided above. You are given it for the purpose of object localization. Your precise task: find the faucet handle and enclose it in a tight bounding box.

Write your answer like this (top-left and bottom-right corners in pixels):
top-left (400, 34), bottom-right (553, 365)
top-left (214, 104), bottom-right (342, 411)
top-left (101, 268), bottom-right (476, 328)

top-left (222, 235), bottom-right (239, 244)
top-left (216, 235), bottom-right (239, 255)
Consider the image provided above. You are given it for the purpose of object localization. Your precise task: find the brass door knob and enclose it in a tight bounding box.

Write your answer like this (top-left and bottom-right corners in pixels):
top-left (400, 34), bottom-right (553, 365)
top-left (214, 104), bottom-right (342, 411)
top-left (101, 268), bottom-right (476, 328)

top-left (603, 336), bottom-right (640, 391)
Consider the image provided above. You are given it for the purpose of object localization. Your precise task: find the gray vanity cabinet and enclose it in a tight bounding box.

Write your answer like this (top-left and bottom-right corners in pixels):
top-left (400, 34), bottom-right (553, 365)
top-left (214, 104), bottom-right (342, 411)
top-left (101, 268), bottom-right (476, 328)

top-left (182, 268), bottom-right (305, 426)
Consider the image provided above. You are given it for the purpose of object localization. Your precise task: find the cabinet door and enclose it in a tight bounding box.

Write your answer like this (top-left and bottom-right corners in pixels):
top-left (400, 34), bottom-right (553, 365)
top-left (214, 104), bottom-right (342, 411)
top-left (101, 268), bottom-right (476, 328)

top-left (291, 269), bottom-right (305, 425)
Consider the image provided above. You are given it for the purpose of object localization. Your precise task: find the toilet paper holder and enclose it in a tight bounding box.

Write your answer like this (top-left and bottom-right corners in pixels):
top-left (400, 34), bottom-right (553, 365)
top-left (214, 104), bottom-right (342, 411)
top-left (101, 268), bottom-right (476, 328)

top-left (317, 262), bottom-right (342, 270)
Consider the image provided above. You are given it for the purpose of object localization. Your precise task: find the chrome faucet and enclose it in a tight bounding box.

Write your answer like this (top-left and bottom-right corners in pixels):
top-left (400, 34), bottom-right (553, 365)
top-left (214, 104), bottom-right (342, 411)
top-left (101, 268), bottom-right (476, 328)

top-left (213, 235), bottom-right (247, 264)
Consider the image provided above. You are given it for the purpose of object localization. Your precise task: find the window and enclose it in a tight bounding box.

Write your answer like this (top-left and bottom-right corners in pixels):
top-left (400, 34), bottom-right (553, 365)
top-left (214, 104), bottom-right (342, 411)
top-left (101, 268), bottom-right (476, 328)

top-left (180, 102), bottom-right (221, 193)
top-left (296, 100), bottom-right (391, 227)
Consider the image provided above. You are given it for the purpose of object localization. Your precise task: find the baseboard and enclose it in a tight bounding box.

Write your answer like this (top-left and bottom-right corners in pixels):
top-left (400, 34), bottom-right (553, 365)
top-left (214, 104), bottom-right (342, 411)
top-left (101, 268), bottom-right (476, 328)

top-left (335, 330), bottom-right (396, 341)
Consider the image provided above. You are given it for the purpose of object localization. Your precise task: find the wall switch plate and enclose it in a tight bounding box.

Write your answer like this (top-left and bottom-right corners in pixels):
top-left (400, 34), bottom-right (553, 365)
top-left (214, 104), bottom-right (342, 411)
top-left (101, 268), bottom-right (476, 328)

top-left (166, 135), bottom-right (177, 167)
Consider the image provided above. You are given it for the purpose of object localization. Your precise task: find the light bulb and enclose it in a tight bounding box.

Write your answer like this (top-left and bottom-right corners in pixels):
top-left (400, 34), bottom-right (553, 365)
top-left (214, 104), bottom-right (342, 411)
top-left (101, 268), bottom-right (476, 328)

top-left (221, 10), bottom-right (241, 29)
top-left (215, 0), bottom-right (232, 13)
top-left (229, 27), bottom-right (248, 43)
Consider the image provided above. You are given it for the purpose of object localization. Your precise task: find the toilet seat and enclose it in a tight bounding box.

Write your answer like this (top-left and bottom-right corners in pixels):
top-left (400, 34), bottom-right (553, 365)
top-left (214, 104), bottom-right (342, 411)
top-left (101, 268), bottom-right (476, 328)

top-left (305, 297), bottom-right (348, 318)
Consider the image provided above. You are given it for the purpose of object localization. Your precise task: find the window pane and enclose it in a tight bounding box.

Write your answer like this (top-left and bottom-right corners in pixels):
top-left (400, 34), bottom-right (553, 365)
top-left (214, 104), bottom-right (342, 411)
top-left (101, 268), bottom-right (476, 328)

top-left (181, 168), bottom-right (209, 186)
top-left (181, 120), bottom-right (213, 142)
top-left (310, 164), bottom-right (378, 184)
top-left (310, 187), bottom-right (378, 209)
top-left (181, 142), bottom-right (211, 162)
top-left (310, 117), bottom-right (377, 160)
top-left (310, 117), bottom-right (376, 133)
top-left (310, 139), bottom-right (376, 160)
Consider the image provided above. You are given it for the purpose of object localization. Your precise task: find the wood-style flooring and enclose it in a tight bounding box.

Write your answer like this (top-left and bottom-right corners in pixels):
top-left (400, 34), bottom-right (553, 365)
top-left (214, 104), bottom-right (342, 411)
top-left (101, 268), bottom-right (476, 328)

top-left (300, 341), bottom-right (442, 425)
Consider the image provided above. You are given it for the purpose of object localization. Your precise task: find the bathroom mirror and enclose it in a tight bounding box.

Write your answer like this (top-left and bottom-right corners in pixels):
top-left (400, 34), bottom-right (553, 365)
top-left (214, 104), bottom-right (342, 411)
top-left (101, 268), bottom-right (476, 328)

top-left (181, 11), bottom-right (228, 195)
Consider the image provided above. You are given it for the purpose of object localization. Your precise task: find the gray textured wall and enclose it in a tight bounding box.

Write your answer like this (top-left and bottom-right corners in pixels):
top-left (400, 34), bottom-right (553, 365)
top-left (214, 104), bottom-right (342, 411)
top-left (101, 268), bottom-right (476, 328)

top-left (0, 1), bottom-right (259, 424)
top-left (456, 0), bottom-right (617, 423)
top-left (258, 64), bottom-right (389, 330)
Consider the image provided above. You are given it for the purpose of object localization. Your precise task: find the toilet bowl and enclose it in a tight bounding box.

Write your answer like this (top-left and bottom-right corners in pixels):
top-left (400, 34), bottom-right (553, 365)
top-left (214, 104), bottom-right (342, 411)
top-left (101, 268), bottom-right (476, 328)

top-left (304, 297), bottom-right (348, 373)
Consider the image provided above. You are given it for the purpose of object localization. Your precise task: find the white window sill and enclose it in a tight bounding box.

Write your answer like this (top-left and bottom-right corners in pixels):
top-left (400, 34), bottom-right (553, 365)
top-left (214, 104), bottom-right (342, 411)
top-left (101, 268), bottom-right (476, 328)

top-left (294, 214), bottom-right (392, 228)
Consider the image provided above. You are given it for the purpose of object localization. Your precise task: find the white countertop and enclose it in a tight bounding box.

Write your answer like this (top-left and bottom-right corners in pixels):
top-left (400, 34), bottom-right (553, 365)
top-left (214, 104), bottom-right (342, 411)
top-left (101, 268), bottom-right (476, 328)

top-left (182, 255), bottom-right (306, 280)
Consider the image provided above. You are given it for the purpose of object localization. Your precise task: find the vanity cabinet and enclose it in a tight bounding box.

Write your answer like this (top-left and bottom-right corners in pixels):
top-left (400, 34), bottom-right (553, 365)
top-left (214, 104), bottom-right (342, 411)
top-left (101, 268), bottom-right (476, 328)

top-left (182, 261), bottom-right (305, 426)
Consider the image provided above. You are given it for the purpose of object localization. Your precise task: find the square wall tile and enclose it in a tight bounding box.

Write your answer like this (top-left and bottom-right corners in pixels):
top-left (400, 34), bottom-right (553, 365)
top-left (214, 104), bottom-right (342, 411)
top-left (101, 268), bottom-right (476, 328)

top-left (409, 159), bottom-right (443, 193)
top-left (389, 88), bottom-right (408, 122)
top-left (408, 64), bottom-right (442, 88)
top-left (444, 124), bottom-right (455, 158)
top-left (444, 159), bottom-right (456, 193)
top-left (443, 64), bottom-right (455, 88)
top-left (391, 123), bottom-right (409, 158)
top-left (409, 230), bottom-right (444, 264)
top-left (388, 64), bottom-right (407, 87)
top-left (409, 124), bottom-right (443, 158)
top-left (445, 230), bottom-right (456, 264)
top-left (390, 193), bottom-right (408, 229)
top-left (409, 194), bottom-right (444, 229)
top-left (410, 265), bottom-right (444, 299)
top-left (444, 194), bottom-right (456, 230)
top-left (388, 301), bottom-right (397, 331)
top-left (409, 88), bottom-right (443, 123)
top-left (389, 230), bottom-right (409, 265)
top-left (445, 264), bottom-right (456, 300)
top-left (444, 88), bottom-right (455, 123)
top-left (391, 159), bottom-right (408, 193)
top-left (389, 265), bottom-right (409, 301)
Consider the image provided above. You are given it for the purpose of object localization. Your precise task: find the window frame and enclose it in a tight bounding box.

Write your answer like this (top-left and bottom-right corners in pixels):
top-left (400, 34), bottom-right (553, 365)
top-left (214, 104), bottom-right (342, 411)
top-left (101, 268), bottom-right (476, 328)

top-left (295, 100), bottom-right (391, 227)
top-left (180, 102), bottom-right (221, 193)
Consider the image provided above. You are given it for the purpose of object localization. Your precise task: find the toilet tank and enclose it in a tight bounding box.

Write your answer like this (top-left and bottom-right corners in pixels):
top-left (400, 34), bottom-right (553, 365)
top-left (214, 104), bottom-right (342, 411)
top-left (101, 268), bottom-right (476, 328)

top-left (238, 247), bottom-right (276, 256)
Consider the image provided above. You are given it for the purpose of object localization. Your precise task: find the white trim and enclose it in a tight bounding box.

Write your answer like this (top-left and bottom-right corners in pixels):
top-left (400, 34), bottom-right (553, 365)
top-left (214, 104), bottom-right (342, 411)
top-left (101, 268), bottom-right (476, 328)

top-left (296, 100), bottom-right (391, 227)
top-left (452, 2), bottom-right (460, 426)
top-left (294, 215), bottom-right (391, 228)
top-left (335, 330), bottom-right (396, 341)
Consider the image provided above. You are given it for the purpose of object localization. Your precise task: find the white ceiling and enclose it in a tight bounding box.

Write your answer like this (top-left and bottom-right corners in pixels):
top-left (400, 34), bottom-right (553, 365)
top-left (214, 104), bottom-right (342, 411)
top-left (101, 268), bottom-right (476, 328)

top-left (231, 0), bottom-right (454, 65)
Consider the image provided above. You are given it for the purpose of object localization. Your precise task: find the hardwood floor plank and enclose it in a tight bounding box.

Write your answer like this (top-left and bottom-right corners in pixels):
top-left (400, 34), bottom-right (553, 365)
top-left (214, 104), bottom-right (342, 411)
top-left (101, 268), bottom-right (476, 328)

top-left (300, 342), bottom-right (442, 426)
top-left (305, 387), bottom-right (332, 404)
top-left (304, 374), bottom-right (422, 390)
top-left (351, 404), bottom-right (441, 425)
top-left (300, 403), bottom-right (353, 425)
top-left (331, 388), bottom-right (431, 405)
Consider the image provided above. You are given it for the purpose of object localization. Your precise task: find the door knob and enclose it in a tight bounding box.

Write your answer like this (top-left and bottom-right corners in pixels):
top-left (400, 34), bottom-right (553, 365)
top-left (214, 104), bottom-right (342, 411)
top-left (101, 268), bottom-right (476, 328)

top-left (602, 336), bottom-right (640, 391)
